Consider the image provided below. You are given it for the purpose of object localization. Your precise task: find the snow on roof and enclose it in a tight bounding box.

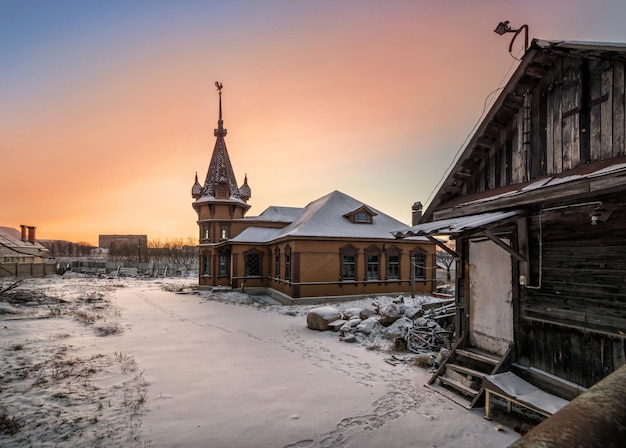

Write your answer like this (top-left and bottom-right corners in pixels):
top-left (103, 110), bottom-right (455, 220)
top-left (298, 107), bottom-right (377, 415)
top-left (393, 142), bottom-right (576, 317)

top-left (245, 206), bottom-right (303, 223)
top-left (277, 190), bottom-right (408, 239)
top-left (0, 226), bottom-right (48, 257)
top-left (193, 195), bottom-right (249, 206)
top-left (393, 211), bottom-right (520, 238)
top-left (535, 39), bottom-right (626, 52)
top-left (230, 191), bottom-right (413, 243)
top-left (229, 227), bottom-right (283, 243)
top-left (460, 161), bottom-right (626, 207)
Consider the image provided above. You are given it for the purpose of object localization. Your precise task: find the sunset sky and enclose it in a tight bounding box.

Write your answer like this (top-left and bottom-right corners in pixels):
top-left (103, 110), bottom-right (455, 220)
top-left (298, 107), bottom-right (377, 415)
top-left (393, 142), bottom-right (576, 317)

top-left (2, 0), bottom-right (626, 246)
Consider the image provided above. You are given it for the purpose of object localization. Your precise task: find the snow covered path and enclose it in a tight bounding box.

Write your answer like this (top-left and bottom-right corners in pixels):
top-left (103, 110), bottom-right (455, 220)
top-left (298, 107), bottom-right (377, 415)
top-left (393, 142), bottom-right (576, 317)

top-left (111, 281), bottom-right (518, 447)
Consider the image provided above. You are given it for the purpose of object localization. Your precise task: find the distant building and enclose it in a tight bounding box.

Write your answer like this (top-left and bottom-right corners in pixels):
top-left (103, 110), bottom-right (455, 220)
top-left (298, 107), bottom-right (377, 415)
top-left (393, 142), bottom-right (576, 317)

top-left (38, 239), bottom-right (95, 257)
top-left (0, 225), bottom-right (56, 278)
top-left (190, 85), bottom-right (436, 301)
top-left (99, 235), bottom-right (148, 261)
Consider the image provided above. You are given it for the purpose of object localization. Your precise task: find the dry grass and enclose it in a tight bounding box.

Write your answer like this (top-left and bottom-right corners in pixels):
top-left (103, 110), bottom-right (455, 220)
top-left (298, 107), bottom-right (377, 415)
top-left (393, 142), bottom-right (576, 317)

top-left (0, 411), bottom-right (22, 435)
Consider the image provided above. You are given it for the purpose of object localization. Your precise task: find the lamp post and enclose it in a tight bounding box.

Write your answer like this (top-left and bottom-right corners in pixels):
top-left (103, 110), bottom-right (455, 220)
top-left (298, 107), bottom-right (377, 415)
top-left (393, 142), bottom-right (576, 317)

top-left (494, 21), bottom-right (529, 56)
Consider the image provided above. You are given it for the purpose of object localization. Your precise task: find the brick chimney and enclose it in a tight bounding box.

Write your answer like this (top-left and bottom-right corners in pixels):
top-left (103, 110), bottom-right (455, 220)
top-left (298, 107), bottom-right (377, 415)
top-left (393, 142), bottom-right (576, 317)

top-left (20, 225), bottom-right (28, 241)
top-left (27, 226), bottom-right (36, 243)
top-left (411, 202), bottom-right (423, 226)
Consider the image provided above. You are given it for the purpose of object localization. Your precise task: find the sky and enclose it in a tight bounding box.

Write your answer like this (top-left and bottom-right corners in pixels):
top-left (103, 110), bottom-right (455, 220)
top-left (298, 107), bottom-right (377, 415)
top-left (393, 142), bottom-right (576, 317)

top-left (2, 0), bottom-right (626, 246)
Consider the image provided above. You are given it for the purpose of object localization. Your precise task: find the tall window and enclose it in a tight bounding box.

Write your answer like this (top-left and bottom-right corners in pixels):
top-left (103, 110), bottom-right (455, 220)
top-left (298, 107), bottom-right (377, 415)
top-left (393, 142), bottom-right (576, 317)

top-left (219, 255), bottom-right (228, 277)
top-left (202, 224), bottom-right (210, 241)
top-left (343, 255), bottom-right (356, 280)
top-left (274, 248), bottom-right (280, 279)
top-left (202, 254), bottom-right (210, 276)
top-left (367, 255), bottom-right (379, 280)
top-left (220, 224), bottom-right (229, 239)
top-left (284, 245), bottom-right (292, 281)
top-left (245, 250), bottom-right (261, 276)
top-left (412, 251), bottom-right (426, 280)
top-left (365, 245), bottom-right (381, 280)
top-left (386, 246), bottom-right (401, 280)
top-left (387, 255), bottom-right (399, 279)
top-left (340, 245), bottom-right (358, 280)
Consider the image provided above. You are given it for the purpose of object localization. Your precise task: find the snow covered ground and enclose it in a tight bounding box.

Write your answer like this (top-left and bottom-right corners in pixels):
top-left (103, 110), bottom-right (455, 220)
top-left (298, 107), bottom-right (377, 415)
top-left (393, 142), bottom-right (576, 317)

top-left (0, 276), bottom-right (519, 447)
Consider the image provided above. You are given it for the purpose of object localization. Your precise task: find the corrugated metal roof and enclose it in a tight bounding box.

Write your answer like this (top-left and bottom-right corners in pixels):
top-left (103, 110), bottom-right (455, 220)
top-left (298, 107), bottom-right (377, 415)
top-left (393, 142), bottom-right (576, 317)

top-left (393, 210), bottom-right (520, 238)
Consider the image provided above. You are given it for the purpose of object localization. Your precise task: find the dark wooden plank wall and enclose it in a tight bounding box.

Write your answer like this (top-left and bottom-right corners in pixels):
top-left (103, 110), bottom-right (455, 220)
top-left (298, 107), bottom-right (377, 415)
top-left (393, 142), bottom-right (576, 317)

top-left (517, 195), bottom-right (626, 387)
top-left (474, 58), bottom-right (626, 192)
top-left (543, 57), bottom-right (626, 172)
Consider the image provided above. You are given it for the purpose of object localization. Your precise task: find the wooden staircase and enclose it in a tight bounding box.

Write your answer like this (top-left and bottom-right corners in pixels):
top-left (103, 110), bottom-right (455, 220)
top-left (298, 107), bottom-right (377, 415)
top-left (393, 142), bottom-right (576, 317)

top-left (426, 335), bottom-right (511, 409)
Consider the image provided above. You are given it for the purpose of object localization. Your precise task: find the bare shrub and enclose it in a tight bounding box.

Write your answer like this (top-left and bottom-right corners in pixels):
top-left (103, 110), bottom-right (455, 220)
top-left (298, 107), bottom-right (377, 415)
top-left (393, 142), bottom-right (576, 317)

top-left (0, 411), bottom-right (22, 435)
top-left (95, 323), bottom-right (123, 336)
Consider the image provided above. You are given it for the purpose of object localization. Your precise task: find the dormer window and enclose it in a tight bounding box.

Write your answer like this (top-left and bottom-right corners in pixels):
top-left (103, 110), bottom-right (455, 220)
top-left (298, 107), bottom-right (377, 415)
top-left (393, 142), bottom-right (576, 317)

top-left (343, 206), bottom-right (377, 224)
top-left (354, 212), bottom-right (371, 223)
top-left (216, 183), bottom-right (229, 198)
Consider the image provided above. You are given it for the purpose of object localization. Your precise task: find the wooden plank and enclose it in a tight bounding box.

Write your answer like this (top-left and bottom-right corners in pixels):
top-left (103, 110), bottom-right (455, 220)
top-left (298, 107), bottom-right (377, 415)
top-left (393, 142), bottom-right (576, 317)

top-left (612, 338), bottom-right (626, 370)
top-left (601, 65), bottom-right (614, 159)
top-left (553, 58), bottom-right (563, 173)
top-left (589, 60), bottom-right (603, 161)
top-left (613, 62), bottom-right (625, 156)
top-left (570, 330), bottom-right (583, 386)
top-left (456, 348), bottom-right (499, 365)
top-left (446, 363), bottom-right (489, 379)
top-left (561, 58), bottom-right (575, 170)
top-left (546, 61), bottom-right (555, 174)
top-left (438, 375), bottom-right (479, 397)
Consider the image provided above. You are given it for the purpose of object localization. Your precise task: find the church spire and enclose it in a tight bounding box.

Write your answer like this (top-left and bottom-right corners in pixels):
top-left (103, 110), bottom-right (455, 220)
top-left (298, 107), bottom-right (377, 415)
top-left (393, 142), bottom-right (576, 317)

top-left (191, 81), bottom-right (250, 208)
top-left (214, 81), bottom-right (226, 138)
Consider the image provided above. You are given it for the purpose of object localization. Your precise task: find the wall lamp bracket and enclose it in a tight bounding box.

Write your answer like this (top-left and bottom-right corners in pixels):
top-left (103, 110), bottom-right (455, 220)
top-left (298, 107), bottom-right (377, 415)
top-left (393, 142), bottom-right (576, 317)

top-left (494, 21), bottom-right (529, 55)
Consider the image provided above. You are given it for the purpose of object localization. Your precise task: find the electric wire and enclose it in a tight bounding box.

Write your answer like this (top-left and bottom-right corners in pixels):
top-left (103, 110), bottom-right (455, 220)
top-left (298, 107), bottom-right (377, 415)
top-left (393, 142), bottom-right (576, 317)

top-left (422, 54), bottom-right (522, 210)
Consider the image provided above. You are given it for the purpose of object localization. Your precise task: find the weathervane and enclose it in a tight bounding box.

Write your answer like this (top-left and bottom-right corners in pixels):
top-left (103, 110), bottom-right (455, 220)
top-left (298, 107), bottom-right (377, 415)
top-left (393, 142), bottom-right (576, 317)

top-left (215, 81), bottom-right (223, 95)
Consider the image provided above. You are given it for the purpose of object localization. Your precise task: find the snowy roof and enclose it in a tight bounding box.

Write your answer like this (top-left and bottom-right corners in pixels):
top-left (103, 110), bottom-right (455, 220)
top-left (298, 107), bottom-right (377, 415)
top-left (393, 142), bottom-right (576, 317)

top-left (245, 206), bottom-right (303, 223)
top-left (440, 158), bottom-right (626, 213)
top-left (393, 210), bottom-right (520, 238)
top-left (230, 191), bottom-right (417, 243)
top-left (0, 226), bottom-right (49, 258)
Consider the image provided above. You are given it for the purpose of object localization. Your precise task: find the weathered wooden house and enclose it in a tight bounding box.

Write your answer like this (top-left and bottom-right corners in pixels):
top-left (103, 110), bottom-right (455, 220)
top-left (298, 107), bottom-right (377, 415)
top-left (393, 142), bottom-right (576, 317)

top-left (191, 85), bottom-right (436, 302)
top-left (395, 39), bottom-right (626, 409)
top-left (0, 225), bottom-right (56, 278)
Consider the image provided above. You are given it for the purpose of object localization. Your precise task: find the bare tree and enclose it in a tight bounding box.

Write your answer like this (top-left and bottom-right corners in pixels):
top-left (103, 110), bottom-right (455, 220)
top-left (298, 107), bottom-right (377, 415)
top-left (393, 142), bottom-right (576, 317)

top-left (436, 240), bottom-right (456, 282)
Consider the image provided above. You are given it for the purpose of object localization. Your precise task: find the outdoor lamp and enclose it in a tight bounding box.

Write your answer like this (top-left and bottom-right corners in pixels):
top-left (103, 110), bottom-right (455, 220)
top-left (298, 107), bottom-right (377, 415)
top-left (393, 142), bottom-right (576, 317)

top-left (494, 21), bottom-right (529, 55)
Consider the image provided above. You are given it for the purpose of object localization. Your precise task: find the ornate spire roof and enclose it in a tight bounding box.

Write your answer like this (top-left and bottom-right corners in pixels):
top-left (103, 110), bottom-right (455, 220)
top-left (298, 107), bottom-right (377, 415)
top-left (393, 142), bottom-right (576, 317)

top-left (239, 173), bottom-right (251, 202)
top-left (192, 82), bottom-right (249, 203)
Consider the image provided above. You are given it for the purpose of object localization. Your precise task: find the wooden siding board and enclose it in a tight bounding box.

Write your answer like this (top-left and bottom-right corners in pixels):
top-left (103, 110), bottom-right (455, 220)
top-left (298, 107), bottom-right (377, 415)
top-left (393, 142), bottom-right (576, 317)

top-left (513, 113), bottom-right (524, 183)
top-left (590, 60), bottom-right (603, 160)
top-left (553, 58), bottom-right (563, 174)
top-left (601, 65), bottom-right (614, 159)
top-left (613, 62), bottom-right (625, 157)
top-left (545, 64), bottom-right (555, 174)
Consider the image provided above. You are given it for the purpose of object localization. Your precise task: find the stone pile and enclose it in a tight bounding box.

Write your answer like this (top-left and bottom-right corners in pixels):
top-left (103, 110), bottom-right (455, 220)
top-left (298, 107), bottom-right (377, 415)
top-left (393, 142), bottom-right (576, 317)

top-left (306, 297), bottom-right (453, 352)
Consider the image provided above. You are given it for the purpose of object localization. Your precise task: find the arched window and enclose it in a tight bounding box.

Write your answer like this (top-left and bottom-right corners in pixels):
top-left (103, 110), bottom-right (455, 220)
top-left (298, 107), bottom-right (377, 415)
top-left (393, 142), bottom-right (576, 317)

top-left (244, 249), bottom-right (262, 277)
top-left (274, 248), bottom-right (280, 279)
top-left (284, 245), bottom-right (292, 281)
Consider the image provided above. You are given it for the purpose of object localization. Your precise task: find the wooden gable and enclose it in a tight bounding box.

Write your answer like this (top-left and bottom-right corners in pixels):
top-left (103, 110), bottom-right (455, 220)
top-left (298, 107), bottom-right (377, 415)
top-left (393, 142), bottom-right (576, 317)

top-left (424, 39), bottom-right (626, 221)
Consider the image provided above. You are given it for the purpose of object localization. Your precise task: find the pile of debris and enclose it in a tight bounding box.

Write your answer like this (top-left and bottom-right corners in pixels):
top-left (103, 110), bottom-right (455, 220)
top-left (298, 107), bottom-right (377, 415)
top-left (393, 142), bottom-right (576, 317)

top-left (306, 296), bottom-right (455, 355)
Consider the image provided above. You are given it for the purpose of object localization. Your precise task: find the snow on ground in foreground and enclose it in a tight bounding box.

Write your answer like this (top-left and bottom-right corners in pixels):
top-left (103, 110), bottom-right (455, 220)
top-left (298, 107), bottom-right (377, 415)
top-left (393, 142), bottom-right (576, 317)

top-left (0, 276), bottom-right (519, 447)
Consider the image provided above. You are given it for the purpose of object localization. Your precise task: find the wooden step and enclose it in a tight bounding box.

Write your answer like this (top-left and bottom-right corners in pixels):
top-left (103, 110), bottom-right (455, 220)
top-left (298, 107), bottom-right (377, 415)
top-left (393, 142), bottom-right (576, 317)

top-left (446, 363), bottom-right (489, 379)
top-left (455, 348), bottom-right (500, 366)
top-left (437, 375), bottom-right (479, 397)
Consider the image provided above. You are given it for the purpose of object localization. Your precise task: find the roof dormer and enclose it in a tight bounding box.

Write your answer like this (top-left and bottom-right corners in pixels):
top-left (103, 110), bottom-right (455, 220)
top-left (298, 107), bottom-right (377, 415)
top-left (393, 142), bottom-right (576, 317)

top-left (343, 206), bottom-right (377, 224)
